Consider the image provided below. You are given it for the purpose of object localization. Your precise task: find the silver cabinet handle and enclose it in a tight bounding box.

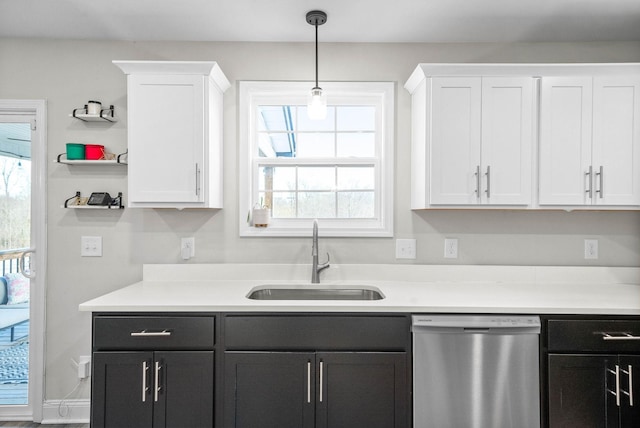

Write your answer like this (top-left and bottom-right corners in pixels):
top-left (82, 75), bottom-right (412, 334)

top-left (154, 361), bottom-right (161, 402)
top-left (621, 365), bottom-right (634, 406)
top-left (142, 361), bottom-right (149, 402)
top-left (596, 165), bottom-right (604, 199)
top-left (602, 332), bottom-right (640, 341)
top-left (485, 166), bottom-right (491, 199)
top-left (585, 166), bottom-right (593, 199)
top-left (307, 361), bottom-right (311, 403)
top-left (608, 364), bottom-right (621, 407)
top-left (130, 330), bottom-right (172, 337)
top-left (474, 165), bottom-right (481, 199)
top-left (319, 360), bottom-right (324, 403)
top-left (195, 163), bottom-right (200, 196)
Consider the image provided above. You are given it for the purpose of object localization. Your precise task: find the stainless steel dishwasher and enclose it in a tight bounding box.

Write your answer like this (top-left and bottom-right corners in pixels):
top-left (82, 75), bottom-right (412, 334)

top-left (412, 315), bottom-right (541, 428)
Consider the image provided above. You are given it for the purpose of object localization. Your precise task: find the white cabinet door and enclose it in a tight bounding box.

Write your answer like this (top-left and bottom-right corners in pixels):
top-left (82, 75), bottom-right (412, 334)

top-left (592, 76), bottom-right (640, 206)
top-left (429, 77), bottom-right (533, 206)
top-left (539, 77), bottom-right (593, 205)
top-left (480, 77), bottom-right (534, 205)
top-left (128, 74), bottom-right (205, 204)
top-left (540, 76), bottom-right (640, 207)
top-left (430, 77), bottom-right (482, 205)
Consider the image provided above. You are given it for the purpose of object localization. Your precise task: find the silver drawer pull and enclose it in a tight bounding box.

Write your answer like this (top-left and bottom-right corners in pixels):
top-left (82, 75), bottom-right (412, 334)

top-left (130, 329), bottom-right (172, 337)
top-left (602, 332), bottom-right (640, 341)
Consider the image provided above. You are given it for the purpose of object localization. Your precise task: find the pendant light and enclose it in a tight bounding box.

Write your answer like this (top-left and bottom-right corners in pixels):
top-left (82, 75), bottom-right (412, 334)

top-left (306, 10), bottom-right (327, 120)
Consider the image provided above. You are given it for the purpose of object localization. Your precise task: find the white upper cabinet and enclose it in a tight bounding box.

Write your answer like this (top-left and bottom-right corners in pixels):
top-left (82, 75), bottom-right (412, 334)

top-left (114, 61), bottom-right (230, 209)
top-left (407, 71), bottom-right (534, 208)
top-left (540, 75), bottom-right (640, 207)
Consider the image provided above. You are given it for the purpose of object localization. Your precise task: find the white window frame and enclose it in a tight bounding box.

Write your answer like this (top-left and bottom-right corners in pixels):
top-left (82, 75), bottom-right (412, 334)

top-left (239, 81), bottom-right (394, 237)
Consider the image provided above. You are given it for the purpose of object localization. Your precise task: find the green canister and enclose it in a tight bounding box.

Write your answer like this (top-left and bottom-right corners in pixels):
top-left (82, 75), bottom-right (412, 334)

top-left (66, 143), bottom-right (85, 160)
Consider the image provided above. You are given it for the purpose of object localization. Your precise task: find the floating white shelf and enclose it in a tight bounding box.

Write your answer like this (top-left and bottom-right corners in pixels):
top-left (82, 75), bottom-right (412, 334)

top-left (65, 204), bottom-right (124, 210)
top-left (64, 192), bottom-right (124, 210)
top-left (56, 152), bottom-right (127, 165)
top-left (70, 105), bottom-right (118, 122)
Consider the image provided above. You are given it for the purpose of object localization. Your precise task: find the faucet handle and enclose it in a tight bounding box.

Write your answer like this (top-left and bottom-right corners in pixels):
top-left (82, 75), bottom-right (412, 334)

top-left (319, 252), bottom-right (330, 268)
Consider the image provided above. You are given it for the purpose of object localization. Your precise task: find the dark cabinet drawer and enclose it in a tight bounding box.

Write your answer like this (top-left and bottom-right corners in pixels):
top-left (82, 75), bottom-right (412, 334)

top-left (93, 316), bottom-right (215, 351)
top-left (548, 319), bottom-right (640, 353)
top-left (224, 314), bottom-right (410, 351)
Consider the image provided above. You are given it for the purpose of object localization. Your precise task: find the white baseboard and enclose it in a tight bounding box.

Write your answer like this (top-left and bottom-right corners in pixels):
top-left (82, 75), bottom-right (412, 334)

top-left (41, 398), bottom-right (90, 424)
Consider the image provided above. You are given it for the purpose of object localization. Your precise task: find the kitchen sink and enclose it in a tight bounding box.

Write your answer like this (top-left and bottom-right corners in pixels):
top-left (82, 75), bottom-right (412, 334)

top-left (247, 286), bottom-right (384, 301)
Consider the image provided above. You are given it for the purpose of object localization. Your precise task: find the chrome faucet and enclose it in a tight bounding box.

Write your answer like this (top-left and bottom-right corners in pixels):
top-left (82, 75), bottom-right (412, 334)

top-left (311, 219), bottom-right (330, 283)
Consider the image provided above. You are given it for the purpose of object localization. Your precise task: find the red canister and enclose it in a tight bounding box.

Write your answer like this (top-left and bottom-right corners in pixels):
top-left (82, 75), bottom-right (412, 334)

top-left (85, 144), bottom-right (105, 160)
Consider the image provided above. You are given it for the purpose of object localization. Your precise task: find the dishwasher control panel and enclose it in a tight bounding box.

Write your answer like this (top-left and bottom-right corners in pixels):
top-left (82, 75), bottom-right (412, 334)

top-left (412, 315), bottom-right (540, 328)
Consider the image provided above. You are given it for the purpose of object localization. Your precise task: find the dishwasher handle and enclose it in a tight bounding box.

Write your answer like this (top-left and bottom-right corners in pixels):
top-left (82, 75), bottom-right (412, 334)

top-left (412, 325), bottom-right (541, 335)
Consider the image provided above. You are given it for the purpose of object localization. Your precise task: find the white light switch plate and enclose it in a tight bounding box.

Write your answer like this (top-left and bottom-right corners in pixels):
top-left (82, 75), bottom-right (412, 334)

top-left (395, 239), bottom-right (416, 259)
top-left (81, 236), bottom-right (102, 257)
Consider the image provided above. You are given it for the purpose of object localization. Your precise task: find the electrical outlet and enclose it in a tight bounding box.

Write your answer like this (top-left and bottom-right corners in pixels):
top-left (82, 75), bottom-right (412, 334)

top-left (584, 239), bottom-right (598, 259)
top-left (395, 239), bottom-right (416, 259)
top-left (181, 237), bottom-right (195, 260)
top-left (78, 355), bottom-right (91, 379)
top-left (444, 238), bottom-right (458, 259)
top-left (81, 236), bottom-right (102, 257)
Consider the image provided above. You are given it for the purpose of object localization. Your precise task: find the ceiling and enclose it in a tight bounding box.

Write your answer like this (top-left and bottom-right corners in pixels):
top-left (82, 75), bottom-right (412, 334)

top-left (1, 0), bottom-right (640, 43)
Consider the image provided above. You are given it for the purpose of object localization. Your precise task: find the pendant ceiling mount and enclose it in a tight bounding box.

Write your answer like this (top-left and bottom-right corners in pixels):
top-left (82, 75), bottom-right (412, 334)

top-left (306, 10), bottom-right (327, 26)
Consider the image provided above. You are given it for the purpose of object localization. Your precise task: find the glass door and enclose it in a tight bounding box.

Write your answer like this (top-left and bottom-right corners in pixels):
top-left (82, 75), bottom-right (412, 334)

top-left (0, 100), bottom-right (46, 421)
top-left (0, 119), bottom-right (31, 407)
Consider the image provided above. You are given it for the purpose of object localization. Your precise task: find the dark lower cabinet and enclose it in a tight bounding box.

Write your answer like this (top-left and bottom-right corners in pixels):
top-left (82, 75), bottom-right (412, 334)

top-left (92, 351), bottom-right (214, 428)
top-left (549, 354), bottom-right (640, 428)
top-left (224, 351), bottom-right (407, 428)
top-left (546, 318), bottom-right (640, 428)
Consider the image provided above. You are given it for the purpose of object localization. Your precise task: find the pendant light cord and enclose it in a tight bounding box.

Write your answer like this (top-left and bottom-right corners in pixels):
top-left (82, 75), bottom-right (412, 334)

top-left (314, 22), bottom-right (319, 89)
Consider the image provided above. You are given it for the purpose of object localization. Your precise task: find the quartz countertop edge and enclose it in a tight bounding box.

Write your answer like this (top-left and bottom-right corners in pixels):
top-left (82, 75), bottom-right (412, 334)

top-left (78, 264), bottom-right (640, 315)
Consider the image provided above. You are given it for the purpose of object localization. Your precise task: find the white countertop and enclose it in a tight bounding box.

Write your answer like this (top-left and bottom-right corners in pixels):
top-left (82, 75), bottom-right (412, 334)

top-left (79, 264), bottom-right (640, 315)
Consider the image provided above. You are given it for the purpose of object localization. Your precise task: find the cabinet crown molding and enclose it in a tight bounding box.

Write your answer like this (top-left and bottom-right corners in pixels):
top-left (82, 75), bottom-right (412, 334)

top-left (113, 60), bottom-right (230, 92)
top-left (405, 63), bottom-right (640, 94)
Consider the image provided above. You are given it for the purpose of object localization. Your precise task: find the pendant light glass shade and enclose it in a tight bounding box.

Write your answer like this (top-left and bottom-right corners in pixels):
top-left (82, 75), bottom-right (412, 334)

top-left (308, 87), bottom-right (327, 120)
top-left (306, 11), bottom-right (327, 120)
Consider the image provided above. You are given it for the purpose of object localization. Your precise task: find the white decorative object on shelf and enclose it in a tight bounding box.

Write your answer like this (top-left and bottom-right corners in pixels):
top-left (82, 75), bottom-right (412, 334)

top-left (70, 104), bottom-right (118, 122)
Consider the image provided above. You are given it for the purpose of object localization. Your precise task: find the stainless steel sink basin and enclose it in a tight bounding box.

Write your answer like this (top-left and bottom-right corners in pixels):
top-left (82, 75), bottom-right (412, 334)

top-left (247, 286), bottom-right (384, 301)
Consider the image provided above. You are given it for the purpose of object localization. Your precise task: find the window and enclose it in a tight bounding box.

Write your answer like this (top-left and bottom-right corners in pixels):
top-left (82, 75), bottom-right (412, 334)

top-left (239, 81), bottom-right (394, 237)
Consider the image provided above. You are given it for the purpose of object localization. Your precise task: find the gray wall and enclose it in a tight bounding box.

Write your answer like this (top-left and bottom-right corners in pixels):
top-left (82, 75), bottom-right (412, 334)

top-left (1, 38), bottom-right (640, 401)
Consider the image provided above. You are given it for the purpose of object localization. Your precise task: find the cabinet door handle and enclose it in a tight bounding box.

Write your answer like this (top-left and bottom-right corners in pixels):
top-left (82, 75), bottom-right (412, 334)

top-left (474, 165), bottom-right (481, 199)
top-left (621, 365), bottom-right (634, 406)
top-left (142, 361), bottom-right (149, 402)
top-left (307, 361), bottom-right (311, 404)
top-left (596, 166), bottom-right (604, 199)
top-left (485, 166), bottom-right (491, 199)
top-left (195, 163), bottom-right (200, 196)
top-left (601, 332), bottom-right (640, 341)
top-left (154, 361), bottom-right (161, 402)
top-left (585, 166), bottom-right (593, 199)
top-left (130, 330), bottom-right (172, 337)
top-left (607, 365), bottom-right (621, 407)
top-left (319, 360), bottom-right (324, 403)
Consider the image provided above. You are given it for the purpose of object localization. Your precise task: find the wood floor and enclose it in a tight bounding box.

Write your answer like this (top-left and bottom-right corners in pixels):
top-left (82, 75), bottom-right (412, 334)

top-left (0, 424), bottom-right (88, 427)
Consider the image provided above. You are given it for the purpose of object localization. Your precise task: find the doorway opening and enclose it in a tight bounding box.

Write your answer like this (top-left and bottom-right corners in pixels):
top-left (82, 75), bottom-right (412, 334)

top-left (0, 100), bottom-right (46, 422)
top-left (0, 121), bottom-right (31, 406)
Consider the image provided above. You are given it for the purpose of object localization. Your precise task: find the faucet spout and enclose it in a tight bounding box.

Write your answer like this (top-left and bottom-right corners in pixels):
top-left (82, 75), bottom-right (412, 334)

top-left (311, 219), bottom-right (330, 283)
